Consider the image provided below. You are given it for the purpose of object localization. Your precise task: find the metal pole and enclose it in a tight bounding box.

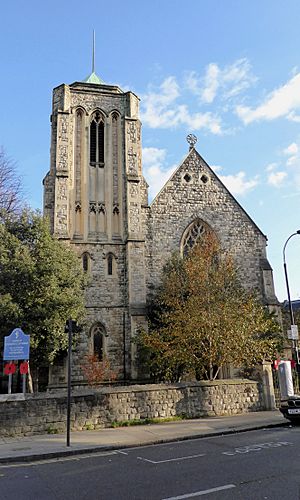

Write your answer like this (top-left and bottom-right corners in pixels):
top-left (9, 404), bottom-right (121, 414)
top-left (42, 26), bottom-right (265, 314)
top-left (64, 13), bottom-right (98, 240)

top-left (283, 231), bottom-right (300, 368)
top-left (22, 359), bottom-right (27, 395)
top-left (8, 373), bottom-right (12, 394)
top-left (22, 375), bottom-right (26, 395)
top-left (283, 261), bottom-right (295, 326)
top-left (92, 30), bottom-right (95, 74)
top-left (66, 319), bottom-right (72, 447)
top-left (123, 310), bottom-right (126, 381)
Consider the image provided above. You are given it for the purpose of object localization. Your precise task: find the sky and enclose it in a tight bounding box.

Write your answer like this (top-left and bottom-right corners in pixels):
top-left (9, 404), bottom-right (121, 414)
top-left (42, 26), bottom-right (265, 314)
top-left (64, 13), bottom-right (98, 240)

top-left (1, 0), bottom-right (300, 302)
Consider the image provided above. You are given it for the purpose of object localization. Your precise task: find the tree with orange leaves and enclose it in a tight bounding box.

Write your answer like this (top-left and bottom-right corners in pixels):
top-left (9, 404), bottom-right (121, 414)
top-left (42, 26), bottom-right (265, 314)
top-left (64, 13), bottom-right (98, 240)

top-left (81, 355), bottom-right (118, 386)
top-left (140, 234), bottom-right (282, 381)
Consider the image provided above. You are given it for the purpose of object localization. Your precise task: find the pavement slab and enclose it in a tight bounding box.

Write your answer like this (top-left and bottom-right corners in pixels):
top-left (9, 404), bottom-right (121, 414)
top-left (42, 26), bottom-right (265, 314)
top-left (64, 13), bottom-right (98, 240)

top-left (0, 410), bottom-right (287, 464)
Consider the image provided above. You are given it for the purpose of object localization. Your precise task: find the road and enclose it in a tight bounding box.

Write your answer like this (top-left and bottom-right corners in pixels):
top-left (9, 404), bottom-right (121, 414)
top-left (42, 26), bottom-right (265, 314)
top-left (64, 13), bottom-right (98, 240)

top-left (0, 426), bottom-right (300, 499)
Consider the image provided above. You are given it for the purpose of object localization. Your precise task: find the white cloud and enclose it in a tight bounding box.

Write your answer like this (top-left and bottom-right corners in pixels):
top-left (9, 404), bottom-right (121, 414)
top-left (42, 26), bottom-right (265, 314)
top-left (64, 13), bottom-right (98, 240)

top-left (185, 58), bottom-right (256, 104)
top-left (143, 147), bottom-right (166, 166)
top-left (141, 59), bottom-right (257, 135)
top-left (286, 155), bottom-right (298, 167)
top-left (287, 111), bottom-right (300, 123)
top-left (267, 171), bottom-right (287, 187)
top-left (282, 141), bottom-right (300, 188)
top-left (141, 77), bottom-right (222, 134)
top-left (236, 72), bottom-right (300, 124)
top-left (201, 63), bottom-right (220, 103)
top-left (266, 162), bottom-right (278, 172)
top-left (140, 76), bottom-right (179, 128)
top-left (177, 105), bottom-right (222, 133)
top-left (211, 164), bottom-right (223, 173)
top-left (219, 171), bottom-right (259, 195)
top-left (281, 141), bottom-right (300, 172)
top-left (265, 140), bottom-right (300, 190)
top-left (142, 147), bottom-right (176, 200)
top-left (283, 142), bottom-right (298, 155)
top-left (222, 59), bottom-right (257, 98)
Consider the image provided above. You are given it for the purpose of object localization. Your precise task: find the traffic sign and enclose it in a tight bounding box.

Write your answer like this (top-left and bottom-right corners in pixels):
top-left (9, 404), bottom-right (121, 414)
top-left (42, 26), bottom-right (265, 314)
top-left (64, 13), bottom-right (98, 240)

top-left (291, 325), bottom-right (299, 339)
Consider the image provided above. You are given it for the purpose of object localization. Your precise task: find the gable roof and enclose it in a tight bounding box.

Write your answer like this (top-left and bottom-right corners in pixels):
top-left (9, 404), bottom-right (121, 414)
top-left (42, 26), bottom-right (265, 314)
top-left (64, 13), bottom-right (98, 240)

top-left (150, 146), bottom-right (266, 240)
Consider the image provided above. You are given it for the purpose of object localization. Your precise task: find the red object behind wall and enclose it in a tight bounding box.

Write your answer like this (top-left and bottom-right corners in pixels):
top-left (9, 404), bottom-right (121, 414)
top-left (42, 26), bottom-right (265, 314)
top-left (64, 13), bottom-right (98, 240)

top-left (19, 361), bottom-right (28, 375)
top-left (4, 362), bottom-right (16, 375)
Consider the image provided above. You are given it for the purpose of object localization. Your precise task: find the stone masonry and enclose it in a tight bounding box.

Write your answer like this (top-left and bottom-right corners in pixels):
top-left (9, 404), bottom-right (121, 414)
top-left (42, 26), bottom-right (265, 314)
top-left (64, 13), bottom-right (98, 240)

top-left (43, 73), bottom-right (280, 387)
top-left (0, 380), bottom-right (264, 437)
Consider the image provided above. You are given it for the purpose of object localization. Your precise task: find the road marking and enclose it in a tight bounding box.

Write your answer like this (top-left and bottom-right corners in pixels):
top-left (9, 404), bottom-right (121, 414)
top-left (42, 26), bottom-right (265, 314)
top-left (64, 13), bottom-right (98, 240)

top-left (162, 483), bottom-right (236, 499)
top-left (137, 453), bottom-right (205, 464)
top-left (222, 441), bottom-right (293, 456)
top-left (116, 450), bottom-right (128, 455)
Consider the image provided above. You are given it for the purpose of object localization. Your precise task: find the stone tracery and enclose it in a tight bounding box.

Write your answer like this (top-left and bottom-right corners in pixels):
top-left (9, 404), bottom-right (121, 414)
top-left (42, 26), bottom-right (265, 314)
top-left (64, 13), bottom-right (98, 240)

top-left (181, 219), bottom-right (210, 256)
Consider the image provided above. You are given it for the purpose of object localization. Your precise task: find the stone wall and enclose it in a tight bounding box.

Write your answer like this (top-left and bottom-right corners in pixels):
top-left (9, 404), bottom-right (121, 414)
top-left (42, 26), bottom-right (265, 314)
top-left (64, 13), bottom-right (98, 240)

top-left (0, 380), bottom-right (263, 437)
top-left (148, 149), bottom-right (274, 301)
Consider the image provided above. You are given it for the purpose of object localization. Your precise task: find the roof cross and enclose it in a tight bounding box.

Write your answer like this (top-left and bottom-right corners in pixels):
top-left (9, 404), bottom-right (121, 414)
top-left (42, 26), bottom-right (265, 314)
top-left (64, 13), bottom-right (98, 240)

top-left (186, 134), bottom-right (197, 150)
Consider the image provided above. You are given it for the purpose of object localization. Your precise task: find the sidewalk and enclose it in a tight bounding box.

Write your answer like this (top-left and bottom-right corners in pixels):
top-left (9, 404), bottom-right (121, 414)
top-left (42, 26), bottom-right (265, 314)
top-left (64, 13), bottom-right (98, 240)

top-left (0, 410), bottom-right (286, 464)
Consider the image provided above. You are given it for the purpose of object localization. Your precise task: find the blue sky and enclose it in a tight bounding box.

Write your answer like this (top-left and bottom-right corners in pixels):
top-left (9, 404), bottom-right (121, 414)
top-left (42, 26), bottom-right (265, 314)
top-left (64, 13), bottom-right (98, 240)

top-left (1, 0), bottom-right (300, 301)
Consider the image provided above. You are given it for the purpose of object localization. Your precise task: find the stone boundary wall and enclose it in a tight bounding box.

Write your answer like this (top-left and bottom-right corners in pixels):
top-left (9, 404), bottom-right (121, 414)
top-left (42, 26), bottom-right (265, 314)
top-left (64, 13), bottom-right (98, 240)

top-left (0, 380), bottom-right (263, 437)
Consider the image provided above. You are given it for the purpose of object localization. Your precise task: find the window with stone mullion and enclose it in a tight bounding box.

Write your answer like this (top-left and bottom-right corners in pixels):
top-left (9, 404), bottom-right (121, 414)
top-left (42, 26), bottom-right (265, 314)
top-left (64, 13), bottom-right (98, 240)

top-left (90, 117), bottom-right (104, 165)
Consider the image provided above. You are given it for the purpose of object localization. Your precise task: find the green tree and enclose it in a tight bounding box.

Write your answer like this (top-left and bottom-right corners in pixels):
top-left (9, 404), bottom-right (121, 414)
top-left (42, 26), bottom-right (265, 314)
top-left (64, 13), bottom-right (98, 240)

top-left (140, 234), bottom-right (282, 381)
top-left (0, 210), bottom-right (86, 375)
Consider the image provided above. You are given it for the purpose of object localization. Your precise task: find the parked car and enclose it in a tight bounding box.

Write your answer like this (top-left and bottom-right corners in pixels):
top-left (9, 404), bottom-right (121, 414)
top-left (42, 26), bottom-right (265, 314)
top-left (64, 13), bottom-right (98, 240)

top-left (280, 396), bottom-right (300, 423)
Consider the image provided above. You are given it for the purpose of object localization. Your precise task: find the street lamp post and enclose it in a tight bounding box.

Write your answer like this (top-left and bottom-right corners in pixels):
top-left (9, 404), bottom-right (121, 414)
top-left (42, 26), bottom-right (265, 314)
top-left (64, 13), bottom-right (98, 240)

top-left (283, 230), bottom-right (300, 367)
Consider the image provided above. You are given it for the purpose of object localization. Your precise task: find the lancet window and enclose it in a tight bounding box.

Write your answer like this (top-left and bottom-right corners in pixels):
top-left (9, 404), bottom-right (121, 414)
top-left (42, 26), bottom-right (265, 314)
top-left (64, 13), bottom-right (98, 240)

top-left (74, 109), bottom-right (83, 237)
top-left (90, 111), bottom-right (104, 165)
top-left (112, 113), bottom-right (119, 205)
top-left (82, 252), bottom-right (90, 272)
top-left (91, 324), bottom-right (106, 361)
top-left (107, 253), bottom-right (113, 276)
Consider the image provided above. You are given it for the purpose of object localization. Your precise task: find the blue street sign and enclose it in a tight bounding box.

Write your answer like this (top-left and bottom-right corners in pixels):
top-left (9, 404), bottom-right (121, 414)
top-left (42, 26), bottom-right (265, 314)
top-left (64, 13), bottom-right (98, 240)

top-left (3, 328), bottom-right (30, 360)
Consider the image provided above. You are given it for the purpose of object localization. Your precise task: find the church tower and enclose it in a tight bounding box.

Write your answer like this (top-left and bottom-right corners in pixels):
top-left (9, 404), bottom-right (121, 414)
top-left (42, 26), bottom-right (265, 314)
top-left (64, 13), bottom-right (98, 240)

top-left (43, 51), bottom-right (280, 388)
top-left (43, 68), bottom-right (149, 386)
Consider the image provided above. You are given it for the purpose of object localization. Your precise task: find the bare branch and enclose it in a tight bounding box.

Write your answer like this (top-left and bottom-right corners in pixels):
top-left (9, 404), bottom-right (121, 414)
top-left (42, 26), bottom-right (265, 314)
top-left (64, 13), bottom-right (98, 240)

top-left (0, 147), bottom-right (24, 215)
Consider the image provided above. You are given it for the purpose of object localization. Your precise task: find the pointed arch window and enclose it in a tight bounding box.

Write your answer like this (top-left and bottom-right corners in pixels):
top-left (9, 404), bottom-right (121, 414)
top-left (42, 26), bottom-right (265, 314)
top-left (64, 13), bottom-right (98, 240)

top-left (82, 252), bottom-right (90, 272)
top-left (107, 253), bottom-right (113, 276)
top-left (112, 113), bottom-right (119, 205)
top-left (181, 219), bottom-right (210, 256)
top-left (91, 324), bottom-right (106, 361)
top-left (75, 109), bottom-right (83, 171)
top-left (90, 112), bottom-right (104, 165)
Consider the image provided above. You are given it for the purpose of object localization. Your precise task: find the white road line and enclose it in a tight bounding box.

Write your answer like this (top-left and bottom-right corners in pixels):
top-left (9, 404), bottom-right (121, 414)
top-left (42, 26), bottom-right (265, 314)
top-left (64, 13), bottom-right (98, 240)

top-left (137, 453), bottom-right (205, 464)
top-left (162, 484), bottom-right (236, 499)
top-left (115, 450), bottom-right (128, 455)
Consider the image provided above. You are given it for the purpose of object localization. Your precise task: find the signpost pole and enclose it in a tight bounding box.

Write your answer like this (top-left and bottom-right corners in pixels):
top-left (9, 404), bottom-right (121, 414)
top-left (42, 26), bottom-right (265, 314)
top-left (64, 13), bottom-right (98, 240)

top-left (22, 363), bottom-right (26, 395)
top-left (22, 375), bottom-right (26, 394)
top-left (66, 319), bottom-right (73, 447)
top-left (8, 374), bottom-right (12, 394)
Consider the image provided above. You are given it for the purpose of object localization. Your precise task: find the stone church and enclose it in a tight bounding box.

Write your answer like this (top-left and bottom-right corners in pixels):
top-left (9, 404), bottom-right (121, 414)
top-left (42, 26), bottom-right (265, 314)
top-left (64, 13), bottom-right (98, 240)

top-left (43, 69), bottom-right (279, 387)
